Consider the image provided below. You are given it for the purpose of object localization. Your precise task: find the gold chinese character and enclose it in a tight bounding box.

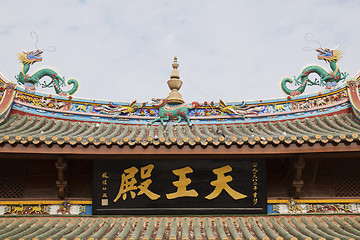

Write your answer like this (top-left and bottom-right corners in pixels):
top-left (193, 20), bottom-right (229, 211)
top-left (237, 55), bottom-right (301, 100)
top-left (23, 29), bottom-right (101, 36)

top-left (102, 187), bottom-right (107, 191)
top-left (102, 172), bottom-right (109, 178)
top-left (137, 164), bottom-right (160, 200)
top-left (253, 192), bottom-right (258, 205)
top-left (141, 164), bottom-right (154, 179)
top-left (113, 167), bottom-right (138, 202)
top-left (102, 180), bottom-right (108, 185)
top-left (102, 193), bottom-right (108, 198)
top-left (166, 166), bottom-right (198, 199)
top-left (205, 165), bottom-right (247, 200)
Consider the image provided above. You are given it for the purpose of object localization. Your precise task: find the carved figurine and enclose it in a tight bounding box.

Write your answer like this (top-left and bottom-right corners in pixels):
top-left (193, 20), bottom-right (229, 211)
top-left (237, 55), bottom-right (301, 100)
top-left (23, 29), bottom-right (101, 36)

top-left (219, 99), bottom-right (264, 115)
top-left (16, 50), bottom-right (79, 95)
top-left (281, 48), bottom-right (348, 96)
top-left (149, 98), bottom-right (200, 126)
top-left (219, 99), bottom-right (241, 115)
top-left (57, 201), bottom-right (71, 214)
top-left (94, 100), bottom-right (138, 116)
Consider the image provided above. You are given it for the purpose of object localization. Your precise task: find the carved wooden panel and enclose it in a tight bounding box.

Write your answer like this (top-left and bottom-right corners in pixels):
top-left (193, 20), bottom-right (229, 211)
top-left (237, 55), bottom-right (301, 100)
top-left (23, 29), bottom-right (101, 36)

top-left (0, 160), bottom-right (26, 198)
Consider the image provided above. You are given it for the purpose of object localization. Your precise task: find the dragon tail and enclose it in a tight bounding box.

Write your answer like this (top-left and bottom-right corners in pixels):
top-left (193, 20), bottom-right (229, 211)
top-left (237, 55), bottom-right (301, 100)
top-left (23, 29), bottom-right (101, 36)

top-left (65, 79), bottom-right (79, 95)
top-left (54, 78), bottom-right (79, 96)
top-left (281, 77), bottom-right (307, 97)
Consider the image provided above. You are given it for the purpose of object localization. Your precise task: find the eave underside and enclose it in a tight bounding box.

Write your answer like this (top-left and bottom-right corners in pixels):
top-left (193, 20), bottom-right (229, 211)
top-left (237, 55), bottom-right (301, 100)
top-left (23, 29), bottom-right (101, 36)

top-left (0, 140), bottom-right (359, 155)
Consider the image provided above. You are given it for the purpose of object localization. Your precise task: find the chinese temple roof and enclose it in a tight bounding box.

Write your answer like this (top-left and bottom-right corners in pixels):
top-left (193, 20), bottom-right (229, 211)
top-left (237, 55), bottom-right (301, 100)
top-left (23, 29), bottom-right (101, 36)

top-left (1, 49), bottom-right (360, 154)
top-left (0, 112), bottom-right (359, 149)
top-left (0, 215), bottom-right (360, 240)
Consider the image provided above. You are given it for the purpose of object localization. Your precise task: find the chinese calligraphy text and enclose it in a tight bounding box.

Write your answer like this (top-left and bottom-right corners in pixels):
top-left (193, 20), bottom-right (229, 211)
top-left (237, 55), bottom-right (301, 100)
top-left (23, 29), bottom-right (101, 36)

top-left (93, 158), bottom-right (266, 215)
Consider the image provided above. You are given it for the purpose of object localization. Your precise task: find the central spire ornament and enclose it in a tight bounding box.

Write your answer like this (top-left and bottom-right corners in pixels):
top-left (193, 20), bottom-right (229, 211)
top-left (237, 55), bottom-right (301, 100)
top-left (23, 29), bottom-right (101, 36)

top-left (167, 57), bottom-right (184, 104)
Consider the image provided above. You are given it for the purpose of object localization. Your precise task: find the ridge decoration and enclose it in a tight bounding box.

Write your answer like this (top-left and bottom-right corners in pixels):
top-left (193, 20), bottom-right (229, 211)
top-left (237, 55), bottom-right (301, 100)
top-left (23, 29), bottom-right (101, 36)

top-left (94, 100), bottom-right (138, 116)
top-left (16, 50), bottom-right (79, 96)
top-left (149, 98), bottom-right (200, 126)
top-left (219, 99), bottom-right (264, 116)
top-left (281, 48), bottom-right (348, 96)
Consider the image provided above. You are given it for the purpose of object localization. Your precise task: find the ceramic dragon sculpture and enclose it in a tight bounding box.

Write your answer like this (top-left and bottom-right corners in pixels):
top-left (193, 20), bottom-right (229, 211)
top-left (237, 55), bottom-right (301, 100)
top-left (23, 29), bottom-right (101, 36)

top-left (16, 50), bottom-right (79, 95)
top-left (149, 98), bottom-right (200, 126)
top-left (219, 99), bottom-right (264, 116)
top-left (281, 48), bottom-right (348, 96)
top-left (94, 100), bottom-right (138, 116)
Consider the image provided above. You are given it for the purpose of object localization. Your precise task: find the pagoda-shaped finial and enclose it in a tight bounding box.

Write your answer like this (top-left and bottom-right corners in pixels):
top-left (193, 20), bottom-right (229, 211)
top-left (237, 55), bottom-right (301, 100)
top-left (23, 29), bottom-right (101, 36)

top-left (170, 57), bottom-right (180, 79)
top-left (167, 56), bottom-right (184, 104)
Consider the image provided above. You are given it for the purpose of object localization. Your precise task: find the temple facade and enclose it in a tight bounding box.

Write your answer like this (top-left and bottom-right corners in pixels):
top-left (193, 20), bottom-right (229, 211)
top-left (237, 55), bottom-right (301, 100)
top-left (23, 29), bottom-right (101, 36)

top-left (0, 47), bottom-right (359, 239)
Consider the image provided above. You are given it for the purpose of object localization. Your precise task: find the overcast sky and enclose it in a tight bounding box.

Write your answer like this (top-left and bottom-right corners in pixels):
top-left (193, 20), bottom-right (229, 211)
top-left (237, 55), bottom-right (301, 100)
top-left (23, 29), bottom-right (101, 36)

top-left (1, 0), bottom-right (360, 103)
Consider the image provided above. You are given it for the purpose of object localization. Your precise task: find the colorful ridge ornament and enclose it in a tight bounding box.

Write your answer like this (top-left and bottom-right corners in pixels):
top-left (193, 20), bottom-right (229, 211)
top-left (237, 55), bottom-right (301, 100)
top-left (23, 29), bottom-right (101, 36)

top-left (149, 98), bottom-right (200, 126)
top-left (16, 50), bottom-right (79, 95)
top-left (94, 100), bottom-right (138, 116)
top-left (281, 47), bottom-right (348, 96)
top-left (219, 99), bottom-right (243, 115)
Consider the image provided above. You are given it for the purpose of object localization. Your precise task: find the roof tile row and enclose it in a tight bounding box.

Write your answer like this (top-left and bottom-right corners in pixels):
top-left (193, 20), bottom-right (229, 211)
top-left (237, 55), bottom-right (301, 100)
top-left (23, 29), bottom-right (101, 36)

top-left (0, 216), bottom-right (360, 240)
top-left (0, 113), bottom-right (360, 147)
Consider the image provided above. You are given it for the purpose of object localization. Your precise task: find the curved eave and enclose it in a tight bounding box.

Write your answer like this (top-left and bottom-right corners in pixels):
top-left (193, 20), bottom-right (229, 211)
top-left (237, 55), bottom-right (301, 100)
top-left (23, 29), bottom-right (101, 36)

top-left (0, 110), bottom-right (359, 155)
top-left (0, 83), bottom-right (16, 119)
top-left (347, 78), bottom-right (360, 120)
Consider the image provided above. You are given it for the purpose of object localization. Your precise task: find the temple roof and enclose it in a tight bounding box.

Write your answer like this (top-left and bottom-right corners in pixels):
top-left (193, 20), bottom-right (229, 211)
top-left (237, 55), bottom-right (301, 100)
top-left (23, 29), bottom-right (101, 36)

top-left (0, 215), bottom-right (360, 239)
top-left (0, 55), bottom-right (360, 153)
top-left (0, 112), bottom-right (359, 148)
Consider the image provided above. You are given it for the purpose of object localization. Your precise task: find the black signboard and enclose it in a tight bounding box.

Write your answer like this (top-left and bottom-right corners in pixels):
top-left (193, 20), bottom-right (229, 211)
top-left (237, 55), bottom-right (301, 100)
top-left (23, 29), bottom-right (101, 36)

top-left (93, 158), bottom-right (266, 215)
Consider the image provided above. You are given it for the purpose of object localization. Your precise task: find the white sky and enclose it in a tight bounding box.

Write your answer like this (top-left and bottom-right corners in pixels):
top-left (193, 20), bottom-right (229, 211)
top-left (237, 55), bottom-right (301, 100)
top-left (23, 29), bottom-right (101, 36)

top-left (1, 0), bottom-right (360, 103)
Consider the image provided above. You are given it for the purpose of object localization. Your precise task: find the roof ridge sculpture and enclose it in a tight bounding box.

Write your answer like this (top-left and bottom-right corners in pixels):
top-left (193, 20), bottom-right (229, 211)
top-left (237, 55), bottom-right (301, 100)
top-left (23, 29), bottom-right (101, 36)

top-left (16, 49), bottom-right (79, 96)
top-left (281, 47), bottom-right (348, 96)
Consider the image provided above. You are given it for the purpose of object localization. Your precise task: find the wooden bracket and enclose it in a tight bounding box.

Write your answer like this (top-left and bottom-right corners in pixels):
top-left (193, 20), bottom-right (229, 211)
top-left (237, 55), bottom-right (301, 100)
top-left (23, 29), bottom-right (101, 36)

top-left (293, 155), bottom-right (305, 198)
top-left (55, 157), bottom-right (67, 199)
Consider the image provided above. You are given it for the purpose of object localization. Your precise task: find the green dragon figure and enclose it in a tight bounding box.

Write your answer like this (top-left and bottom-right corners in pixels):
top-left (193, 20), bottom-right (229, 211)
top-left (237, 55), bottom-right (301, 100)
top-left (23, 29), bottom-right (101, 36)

top-left (149, 98), bottom-right (200, 126)
top-left (16, 50), bottom-right (79, 95)
top-left (281, 48), bottom-right (348, 96)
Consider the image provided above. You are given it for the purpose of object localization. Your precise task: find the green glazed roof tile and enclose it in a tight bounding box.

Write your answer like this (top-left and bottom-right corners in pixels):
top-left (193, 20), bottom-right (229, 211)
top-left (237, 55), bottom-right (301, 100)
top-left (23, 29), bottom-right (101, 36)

top-left (0, 112), bottom-right (360, 147)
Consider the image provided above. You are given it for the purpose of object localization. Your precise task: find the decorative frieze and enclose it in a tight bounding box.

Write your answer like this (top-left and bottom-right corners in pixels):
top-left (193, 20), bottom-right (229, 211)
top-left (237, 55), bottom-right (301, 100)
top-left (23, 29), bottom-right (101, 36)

top-left (269, 199), bottom-right (360, 214)
top-left (0, 201), bottom-right (88, 215)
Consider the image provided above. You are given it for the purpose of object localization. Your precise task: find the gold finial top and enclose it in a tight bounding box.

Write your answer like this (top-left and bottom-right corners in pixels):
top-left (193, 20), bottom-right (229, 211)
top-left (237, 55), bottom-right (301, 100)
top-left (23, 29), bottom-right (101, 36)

top-left (167, 56), bottom-right (184, 103)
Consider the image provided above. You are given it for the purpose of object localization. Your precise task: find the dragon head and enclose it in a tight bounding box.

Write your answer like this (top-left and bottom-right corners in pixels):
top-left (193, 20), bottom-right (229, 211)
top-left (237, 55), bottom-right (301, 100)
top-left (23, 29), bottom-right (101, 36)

top-left (151, 98), bottom-right (167, 107)
top-left (316, 48), bottom-right (343, 62)
top-left (18, 49), bottom-right (43, 64)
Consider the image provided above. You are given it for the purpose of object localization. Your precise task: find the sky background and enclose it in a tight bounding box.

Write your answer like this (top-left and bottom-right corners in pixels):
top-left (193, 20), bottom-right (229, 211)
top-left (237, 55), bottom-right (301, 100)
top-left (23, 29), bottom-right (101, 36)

top-left (1, 0), bottom-right (360, 103)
